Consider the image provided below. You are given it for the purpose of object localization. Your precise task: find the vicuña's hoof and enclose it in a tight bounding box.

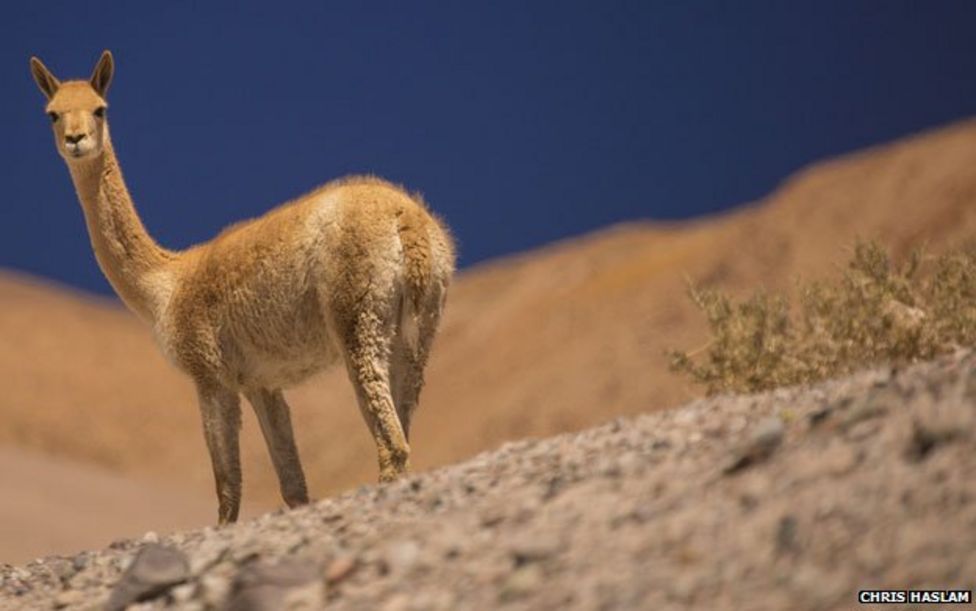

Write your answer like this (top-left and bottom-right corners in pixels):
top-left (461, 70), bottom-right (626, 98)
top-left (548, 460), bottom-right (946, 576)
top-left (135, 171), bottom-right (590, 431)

top-left (378, 462), bottom-right (410, 483)
top-left (284, 493), bottom-right (310, 508)
top-left (217, 502), bottom-right (240, 525)
top-left (378, 443), bottom-right (410, 483)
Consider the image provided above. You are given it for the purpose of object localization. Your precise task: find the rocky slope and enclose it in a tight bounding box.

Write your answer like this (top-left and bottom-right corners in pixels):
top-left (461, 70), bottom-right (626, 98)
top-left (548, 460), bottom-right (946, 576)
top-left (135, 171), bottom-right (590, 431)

top-left (3, 350), bottom-right (973, 610)
top-left (2, 117), bottom-right (976, 561)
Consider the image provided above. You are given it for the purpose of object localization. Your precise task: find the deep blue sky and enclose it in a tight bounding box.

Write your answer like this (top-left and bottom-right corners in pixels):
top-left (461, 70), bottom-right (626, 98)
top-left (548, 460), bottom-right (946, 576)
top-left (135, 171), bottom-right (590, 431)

top-left (4, 2), bottom-right (976, 296)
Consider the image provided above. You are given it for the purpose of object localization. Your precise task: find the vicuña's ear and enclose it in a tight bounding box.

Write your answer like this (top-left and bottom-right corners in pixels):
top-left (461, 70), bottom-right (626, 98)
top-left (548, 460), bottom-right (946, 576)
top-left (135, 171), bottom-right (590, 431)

top-left (29, 56), bottom-right (60, 100)
top-left (90, 50), bottom-right (114, 97)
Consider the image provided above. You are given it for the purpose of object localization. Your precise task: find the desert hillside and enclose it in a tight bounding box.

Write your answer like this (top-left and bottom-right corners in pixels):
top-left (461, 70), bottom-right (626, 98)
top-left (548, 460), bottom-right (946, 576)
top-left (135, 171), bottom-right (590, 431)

top-left (3, 350), bottom-right (974, 610)
top-left (1, 118), bottom-right (975, 560)
top-left (0, 447), bottom-right (214, 564)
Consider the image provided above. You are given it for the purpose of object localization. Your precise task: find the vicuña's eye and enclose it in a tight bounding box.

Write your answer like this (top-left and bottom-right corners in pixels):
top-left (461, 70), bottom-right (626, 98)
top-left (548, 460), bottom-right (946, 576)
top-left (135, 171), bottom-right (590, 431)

top-left (48, 112), bottom-right (59, 123)
top-left (94, 107), bottom-right (106, 118)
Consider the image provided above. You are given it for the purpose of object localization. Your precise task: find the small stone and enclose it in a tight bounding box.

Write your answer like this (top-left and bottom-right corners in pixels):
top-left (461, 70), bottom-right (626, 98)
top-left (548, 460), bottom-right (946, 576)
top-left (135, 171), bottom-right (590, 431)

top-left (825, 445), bottom-right (859, 476)
top-left (846, 419), bottom-right (882, 441)
top-left (905, 417), bottom-right (965, 462)
top-left (385, 541), bottom-right (421, 573)
top-left (53, 589), bottom-right (85, 608)
top-left (480, 506), bottom-right (506, 528)
top-left (728, 416), bottom-right (748, 434)
top-left (775, 515), bottom-right (798, 554)
top-left (324, 556), bottom-right (357, 585)
top-left (650, 438), bottom-right (672, 451)
top-left (499, 564), bottom-right (544, 602)
top-left (237, 558), bottom-right (320, 589)
top-left (666, 572), bottom-right (699, 602)
top-left (510, 536), bottom-right (562, 566)
top-left (842, 403), bottom-right (887, 429)
top-left (128, 546), bottom-right (188, 585)
top-left (46, 558), bottom-right (77, 582)
top-left (382, 593), bottom-right (411, 611)
top-left (789, 565), bottom-right (847, 609)
top-left (616, 453), bottom-right (640, 472)
top-left (725, 417), bottom-right (785, 474)
top-left (199, 574), bottom-right (231, 608)
top-left (170, 582), bottom-right (196, 603)
top-left (108, 538), bottom-right (131, 550)
top-left (224, 558), bottom-right (321, 611)
top-left (807, 406), bottom-right (833, 427)
top-left (189, 544), bottom-right (229, 575)
top-left (105, 544), bottom-right (190, 611)
top-left (141, 531), bottom-right (160, 544)
top-left (282, 580), bottom-right (326, 610)
top-left (95, 555), bottom-right (116, 570)
top-left (431, 523), bottom-right (467, 559)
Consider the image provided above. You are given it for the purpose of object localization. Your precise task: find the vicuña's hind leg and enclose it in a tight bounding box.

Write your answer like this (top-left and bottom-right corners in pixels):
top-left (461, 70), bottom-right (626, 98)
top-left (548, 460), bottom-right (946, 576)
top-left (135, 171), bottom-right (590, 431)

top-left (244, 388), bottom-right (309, 508)
top-left (340, 310), bottom-right (410, 483)
top-left (196, 383), bottom-right (242, 525)
top-left (391, 294), bottom-right (444, 442)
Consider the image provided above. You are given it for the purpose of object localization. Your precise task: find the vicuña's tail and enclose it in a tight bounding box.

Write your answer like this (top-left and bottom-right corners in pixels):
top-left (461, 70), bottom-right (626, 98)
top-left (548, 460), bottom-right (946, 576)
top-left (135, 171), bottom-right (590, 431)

top-left (397, 205), bottom-right (433, 310)
top-left (397, 205), bottom-right (434, 349)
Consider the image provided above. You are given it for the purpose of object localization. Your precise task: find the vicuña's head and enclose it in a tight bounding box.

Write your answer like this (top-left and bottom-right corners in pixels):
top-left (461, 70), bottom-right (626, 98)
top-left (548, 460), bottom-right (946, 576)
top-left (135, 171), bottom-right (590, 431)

top-left (29, 50), bottom-right (114, 162)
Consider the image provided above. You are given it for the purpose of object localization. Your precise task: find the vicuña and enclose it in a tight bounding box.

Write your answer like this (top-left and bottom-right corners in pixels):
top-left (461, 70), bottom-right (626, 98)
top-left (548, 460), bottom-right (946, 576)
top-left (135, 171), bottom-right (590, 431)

top-left (29, 50), bottom-right (455, 523)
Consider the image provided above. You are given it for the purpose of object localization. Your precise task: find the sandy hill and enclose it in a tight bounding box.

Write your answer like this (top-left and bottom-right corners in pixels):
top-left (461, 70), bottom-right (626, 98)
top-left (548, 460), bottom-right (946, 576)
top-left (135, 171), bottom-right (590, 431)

top-left (0, 447), bottom-right (213, 564)
top-left (1, 118), bottom-right (975, 561)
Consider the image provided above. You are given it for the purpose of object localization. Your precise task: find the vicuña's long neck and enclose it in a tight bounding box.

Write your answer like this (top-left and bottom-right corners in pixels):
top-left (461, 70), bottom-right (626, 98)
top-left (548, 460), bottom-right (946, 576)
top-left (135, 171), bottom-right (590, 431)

top-left (68, 132), bottom-right (174, 322)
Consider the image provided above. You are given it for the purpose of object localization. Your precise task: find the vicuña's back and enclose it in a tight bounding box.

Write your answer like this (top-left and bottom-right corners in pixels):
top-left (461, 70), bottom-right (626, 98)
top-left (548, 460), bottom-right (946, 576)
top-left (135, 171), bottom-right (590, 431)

top-left (164, 177), bottom-right (453, 392)
top-left (30, 51), bottom-right (455, 524)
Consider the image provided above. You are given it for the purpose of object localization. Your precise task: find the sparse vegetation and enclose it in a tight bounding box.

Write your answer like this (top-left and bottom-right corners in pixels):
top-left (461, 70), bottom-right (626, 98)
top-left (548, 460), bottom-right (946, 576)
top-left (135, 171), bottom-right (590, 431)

top-left (670, 241), bottom-right (976, 394)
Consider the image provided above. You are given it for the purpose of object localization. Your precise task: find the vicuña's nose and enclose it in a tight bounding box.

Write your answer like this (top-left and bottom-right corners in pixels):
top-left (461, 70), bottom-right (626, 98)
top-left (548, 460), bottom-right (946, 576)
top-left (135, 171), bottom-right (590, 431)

top-left (65, 133), bottom-right (86, 144)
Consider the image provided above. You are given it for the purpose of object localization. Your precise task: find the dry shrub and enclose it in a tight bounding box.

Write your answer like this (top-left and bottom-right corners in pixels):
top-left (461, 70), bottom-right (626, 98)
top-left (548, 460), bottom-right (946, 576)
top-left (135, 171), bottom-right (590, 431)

top-left (670, 241), bottom-right (976, 394)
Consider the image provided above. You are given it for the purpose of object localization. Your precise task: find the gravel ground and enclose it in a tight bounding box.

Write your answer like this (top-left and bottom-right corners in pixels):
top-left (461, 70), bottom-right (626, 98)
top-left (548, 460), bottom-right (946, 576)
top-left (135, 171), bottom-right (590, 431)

top-left (2, 350), bottom-right (975, 611)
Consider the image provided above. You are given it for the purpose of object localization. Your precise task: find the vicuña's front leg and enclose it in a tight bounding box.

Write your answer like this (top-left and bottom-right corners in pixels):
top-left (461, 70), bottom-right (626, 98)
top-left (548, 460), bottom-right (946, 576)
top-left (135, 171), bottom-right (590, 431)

top-left (244, 388), bottom-right (309, 508)
top-left (196, 384), bottom-right (243, 525)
